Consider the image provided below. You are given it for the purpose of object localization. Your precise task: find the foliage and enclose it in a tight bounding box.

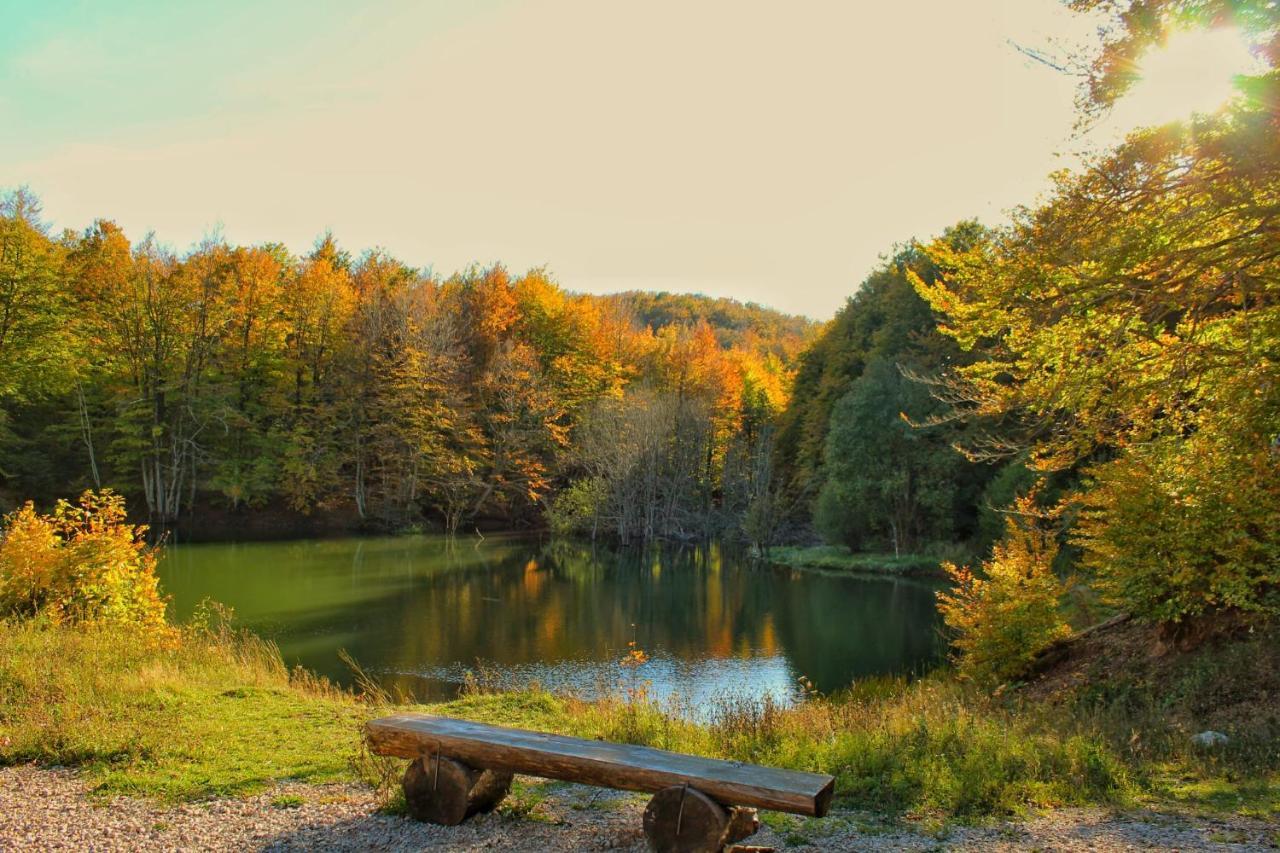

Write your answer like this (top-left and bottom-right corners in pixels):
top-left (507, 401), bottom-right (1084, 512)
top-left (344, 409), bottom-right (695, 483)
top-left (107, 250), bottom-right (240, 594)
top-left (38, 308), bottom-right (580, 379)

top-left (1076, 424), bottom-right (1280, 622)
top-left (545, 476), bottom-right (608, 537)
top-left (937, 495), bottom-right (1072, 685)
top-left (816, 359), bottom-right (971, 554)
top-left (606, 290), bottom-right (816, 358)
top-left (0, 490), bottom-right (166, 632)
top-left (914, 81), bottom-right (1280, 625)
top-left (975, 459), bottom-right (1041, 551)
top-left (772, 224), bottom-right (994, 549)
top-left (1064, 0), bottom-right (1280, 120)
top-left (0, 189), bottom-right (70, 403)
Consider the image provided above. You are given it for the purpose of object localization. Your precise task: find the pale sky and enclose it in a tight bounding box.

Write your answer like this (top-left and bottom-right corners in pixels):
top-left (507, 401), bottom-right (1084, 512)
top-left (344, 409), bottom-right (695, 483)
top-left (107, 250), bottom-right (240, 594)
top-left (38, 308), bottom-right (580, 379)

top-left (1, 0), bottom-right (1113, 318)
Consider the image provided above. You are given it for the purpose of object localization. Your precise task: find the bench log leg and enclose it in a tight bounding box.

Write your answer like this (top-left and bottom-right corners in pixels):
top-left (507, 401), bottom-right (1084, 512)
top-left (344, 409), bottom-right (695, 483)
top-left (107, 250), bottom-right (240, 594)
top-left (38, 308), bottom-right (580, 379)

top-left (402, 754), bottom-right (513, 826)
top-left (642, 785), bottom-right (759, 853)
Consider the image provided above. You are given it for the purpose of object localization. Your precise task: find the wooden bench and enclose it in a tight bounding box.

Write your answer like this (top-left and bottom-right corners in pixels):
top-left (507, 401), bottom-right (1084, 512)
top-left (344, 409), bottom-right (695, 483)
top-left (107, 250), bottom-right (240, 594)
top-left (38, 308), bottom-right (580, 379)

top-left (366, 714), bottom-right (835, 852)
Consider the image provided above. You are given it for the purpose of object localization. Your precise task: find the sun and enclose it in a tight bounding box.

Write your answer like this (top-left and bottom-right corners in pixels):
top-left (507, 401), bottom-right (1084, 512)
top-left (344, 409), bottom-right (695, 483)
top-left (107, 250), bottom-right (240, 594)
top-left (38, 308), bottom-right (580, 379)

top-left (1115, 27), bottom-right (1263, 129)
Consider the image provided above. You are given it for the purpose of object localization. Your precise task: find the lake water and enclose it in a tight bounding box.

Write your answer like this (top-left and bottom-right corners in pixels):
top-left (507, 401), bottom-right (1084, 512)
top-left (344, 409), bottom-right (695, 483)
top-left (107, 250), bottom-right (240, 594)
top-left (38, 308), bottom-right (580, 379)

top-left (159, 535), bottom-right (944, 711)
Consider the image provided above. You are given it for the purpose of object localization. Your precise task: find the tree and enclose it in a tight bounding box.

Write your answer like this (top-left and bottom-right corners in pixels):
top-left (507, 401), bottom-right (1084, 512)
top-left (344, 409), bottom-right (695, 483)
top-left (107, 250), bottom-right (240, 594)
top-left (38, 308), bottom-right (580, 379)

top-left (206, 245), bottom-right (289, 509)
top-left (0, 189), bottom-right (69, 403)
top-left (0, 200), bottom-right (811, 536)
top-left (815, 358), bottom-right (969, 554)
top-left (937, 494), bottom-right (1071, 685)
top-left (278, 235), bottom-right (356, 512)
top-left (71, 225), bottom-right (224, 522)
top-left (1064, 0), bottom-right (1279, 122)
top-left (770, 224), bottom-right (993, 547)
top-left (913, 10), bottom-right (1280, 621)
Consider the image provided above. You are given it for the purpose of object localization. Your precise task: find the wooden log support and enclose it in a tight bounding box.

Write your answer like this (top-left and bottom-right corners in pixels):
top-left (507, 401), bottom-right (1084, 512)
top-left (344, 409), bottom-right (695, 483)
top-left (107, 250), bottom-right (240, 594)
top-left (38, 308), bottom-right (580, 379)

top-left (367, 714), bottom-right (835, 817)
top-left (642, 785), bottom-right (761, 852)
top-left (401, 753), bottom-right (513, 826)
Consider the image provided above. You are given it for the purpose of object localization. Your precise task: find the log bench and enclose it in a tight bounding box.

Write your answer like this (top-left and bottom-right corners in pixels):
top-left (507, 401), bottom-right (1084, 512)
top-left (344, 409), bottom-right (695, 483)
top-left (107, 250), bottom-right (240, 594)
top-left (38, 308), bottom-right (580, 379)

top-left (366, 714), bottom-right (836, 853)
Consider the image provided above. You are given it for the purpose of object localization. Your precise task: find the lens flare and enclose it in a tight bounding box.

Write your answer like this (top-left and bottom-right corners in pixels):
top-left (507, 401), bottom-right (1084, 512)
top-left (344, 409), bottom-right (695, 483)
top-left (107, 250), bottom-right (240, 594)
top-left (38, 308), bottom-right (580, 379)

top-left (1117, 27), bottom-right (1263, 128)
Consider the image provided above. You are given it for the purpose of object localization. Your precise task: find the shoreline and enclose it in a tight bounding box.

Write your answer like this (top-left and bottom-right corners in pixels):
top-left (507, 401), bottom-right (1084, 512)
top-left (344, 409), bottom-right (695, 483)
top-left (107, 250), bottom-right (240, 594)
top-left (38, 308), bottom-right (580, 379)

top-left (763, 545), bottom-right (948, 579)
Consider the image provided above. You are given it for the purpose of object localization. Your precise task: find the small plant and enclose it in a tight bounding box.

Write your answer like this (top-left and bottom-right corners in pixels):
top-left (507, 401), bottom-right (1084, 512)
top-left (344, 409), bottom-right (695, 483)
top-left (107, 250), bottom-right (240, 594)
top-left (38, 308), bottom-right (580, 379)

top-left (271, 794), bottom-right (305, 809)
top-left (618, 623), bottom-right (651, 703)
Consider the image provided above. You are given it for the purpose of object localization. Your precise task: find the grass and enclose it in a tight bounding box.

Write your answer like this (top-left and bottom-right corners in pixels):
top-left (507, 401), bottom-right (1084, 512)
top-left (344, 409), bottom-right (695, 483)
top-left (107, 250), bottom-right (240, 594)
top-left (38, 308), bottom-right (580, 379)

top-left (1, 617), bottom-right (1274, 823)
top-left (0, 617), bottom-right (366, 800)
top-left (765, 545), bottom-right (944, 577)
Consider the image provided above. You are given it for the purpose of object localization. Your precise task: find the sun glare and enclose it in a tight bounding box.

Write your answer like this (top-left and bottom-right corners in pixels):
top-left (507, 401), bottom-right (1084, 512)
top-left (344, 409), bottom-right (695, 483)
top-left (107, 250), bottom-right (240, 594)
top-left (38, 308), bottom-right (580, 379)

top-left (1117, 27), bottom-right (1262, 128)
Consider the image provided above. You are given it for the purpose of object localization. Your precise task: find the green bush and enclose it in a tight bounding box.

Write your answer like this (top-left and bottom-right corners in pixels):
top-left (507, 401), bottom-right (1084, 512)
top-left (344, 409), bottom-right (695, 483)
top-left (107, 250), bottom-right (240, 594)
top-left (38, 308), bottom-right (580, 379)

top-left (545, 477), bottom-right (608, 536)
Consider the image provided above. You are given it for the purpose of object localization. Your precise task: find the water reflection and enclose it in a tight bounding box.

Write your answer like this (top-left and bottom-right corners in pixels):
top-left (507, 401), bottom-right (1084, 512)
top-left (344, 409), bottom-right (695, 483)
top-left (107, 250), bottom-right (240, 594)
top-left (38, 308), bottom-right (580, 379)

top-left (160, 535), bottom-right (944, 709)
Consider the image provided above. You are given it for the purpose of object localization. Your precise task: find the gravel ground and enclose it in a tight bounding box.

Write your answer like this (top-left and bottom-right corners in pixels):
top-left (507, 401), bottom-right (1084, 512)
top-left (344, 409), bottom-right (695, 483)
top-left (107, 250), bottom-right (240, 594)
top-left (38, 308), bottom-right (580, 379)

top-left (1, 765), bottom-right (1276, 851)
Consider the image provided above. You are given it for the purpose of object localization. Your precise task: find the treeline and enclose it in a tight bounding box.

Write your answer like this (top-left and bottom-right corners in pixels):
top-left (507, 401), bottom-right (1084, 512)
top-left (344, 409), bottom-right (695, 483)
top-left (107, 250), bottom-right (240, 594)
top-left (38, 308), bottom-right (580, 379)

top-left (0, 200), bottom-right (812, 538)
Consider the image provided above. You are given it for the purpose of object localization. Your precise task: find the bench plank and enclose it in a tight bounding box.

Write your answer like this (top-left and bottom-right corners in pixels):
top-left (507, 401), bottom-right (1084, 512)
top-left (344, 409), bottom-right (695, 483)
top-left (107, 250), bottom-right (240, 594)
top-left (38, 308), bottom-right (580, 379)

top-left (366, 714), bottom-right (835, 816)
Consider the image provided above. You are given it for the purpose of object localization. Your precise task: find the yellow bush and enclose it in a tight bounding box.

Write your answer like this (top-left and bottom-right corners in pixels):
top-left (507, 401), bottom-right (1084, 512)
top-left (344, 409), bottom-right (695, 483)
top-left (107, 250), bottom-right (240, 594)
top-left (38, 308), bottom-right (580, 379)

top-left (937, 494), bottom-right (1071, 685)
top-left (0, 490), bottom-right (167, 633)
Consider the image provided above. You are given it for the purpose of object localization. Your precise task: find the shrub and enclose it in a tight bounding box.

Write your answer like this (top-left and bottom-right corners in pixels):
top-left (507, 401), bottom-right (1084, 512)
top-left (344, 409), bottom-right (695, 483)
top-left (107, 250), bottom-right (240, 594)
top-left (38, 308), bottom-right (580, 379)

top-left (1076, 426), bottom-right (1280, 624)
top-left (937, 494), bottom-right (1071, 684)
top-left (0, 489), bottom-right (167, 633)
top-left (545, 476), bottom-right (607, 536)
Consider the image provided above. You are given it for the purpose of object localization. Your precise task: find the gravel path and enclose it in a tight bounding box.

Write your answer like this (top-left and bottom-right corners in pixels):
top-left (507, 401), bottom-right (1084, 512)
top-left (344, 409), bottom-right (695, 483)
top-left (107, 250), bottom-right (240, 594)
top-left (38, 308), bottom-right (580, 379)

top-left (1, 765), bottom-right (1275, 851)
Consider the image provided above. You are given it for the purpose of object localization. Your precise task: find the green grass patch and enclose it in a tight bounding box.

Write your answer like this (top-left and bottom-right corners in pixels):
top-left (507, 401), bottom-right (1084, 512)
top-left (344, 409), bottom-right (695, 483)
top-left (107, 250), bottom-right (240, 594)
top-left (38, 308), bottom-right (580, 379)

top-left (0, 618), bottom-right (366, 800)
top-left (1156, 775), bottom-right (1280, 820)
top-left (765, 545), bottom-right (943, 577)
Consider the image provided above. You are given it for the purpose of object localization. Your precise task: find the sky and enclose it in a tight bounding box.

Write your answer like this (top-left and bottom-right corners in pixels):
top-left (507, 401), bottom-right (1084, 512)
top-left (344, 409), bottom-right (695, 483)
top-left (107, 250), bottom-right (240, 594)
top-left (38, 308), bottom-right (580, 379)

top-left (0, 0), bottom-right (1179, 318)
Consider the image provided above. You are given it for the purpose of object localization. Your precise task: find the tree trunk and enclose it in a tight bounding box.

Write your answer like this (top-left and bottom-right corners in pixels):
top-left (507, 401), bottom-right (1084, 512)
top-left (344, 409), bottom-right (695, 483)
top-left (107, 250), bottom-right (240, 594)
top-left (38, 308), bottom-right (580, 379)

top-left (401, 755), bottom-right (512, 826)
top-left (642, 785), bottom-right (758, 852)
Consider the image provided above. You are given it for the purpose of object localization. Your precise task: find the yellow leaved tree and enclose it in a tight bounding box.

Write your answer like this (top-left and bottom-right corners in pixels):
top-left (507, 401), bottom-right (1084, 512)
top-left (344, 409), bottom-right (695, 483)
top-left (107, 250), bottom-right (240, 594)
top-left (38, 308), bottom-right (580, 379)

top-left (937, 494), bottom-right (1071, 685)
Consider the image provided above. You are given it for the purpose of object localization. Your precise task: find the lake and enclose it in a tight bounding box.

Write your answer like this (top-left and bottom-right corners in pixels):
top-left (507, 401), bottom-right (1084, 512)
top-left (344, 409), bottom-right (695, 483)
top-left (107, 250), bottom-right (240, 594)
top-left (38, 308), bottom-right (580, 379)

top-left (159, 535), bottom-right (944, 712)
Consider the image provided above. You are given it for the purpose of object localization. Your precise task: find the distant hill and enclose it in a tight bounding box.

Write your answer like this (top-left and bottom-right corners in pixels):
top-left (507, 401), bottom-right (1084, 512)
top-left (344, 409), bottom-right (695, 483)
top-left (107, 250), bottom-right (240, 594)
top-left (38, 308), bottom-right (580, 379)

top-left (598, 290), bottom-right (819, 356)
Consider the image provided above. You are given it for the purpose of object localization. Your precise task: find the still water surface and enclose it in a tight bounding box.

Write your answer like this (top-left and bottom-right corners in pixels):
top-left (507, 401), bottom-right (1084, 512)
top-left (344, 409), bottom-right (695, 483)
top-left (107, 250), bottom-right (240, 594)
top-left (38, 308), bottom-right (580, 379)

top-left (160, 535), bottom-right (944, 710)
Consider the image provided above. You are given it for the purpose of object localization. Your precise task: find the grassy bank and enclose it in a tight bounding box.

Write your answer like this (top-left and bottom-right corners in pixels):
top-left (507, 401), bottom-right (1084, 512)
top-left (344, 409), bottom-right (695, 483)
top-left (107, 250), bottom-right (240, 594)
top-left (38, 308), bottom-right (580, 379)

top-left (766, 545), bottom-right (944, 577)
top-left (3, 619), bottom-right (1275, 822)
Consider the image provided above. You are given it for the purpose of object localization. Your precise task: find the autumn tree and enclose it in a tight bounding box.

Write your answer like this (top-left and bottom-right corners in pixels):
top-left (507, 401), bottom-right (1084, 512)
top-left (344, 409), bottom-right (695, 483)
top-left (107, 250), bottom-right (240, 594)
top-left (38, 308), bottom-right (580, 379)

top-left (205, 244), bottom-right (290, 509)
top-left (0, 189), bottom-right (69, 403)
top-left (915, 2), bottom-right (1280, 623)
top-left (278, 235), bottom-right (356, 511)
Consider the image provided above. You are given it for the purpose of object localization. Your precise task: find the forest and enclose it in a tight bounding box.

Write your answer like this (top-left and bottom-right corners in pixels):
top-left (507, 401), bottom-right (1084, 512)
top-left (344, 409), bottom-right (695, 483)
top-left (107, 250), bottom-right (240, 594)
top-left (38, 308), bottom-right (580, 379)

top-left (0, 209), bottom-right (814, 542)
top-left (0, 190), bottom-right (1028, 558)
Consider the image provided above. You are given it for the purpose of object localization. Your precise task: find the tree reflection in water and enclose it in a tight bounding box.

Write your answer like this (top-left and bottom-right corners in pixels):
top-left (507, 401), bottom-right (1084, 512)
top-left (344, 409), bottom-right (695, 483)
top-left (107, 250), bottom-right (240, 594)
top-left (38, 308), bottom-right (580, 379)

top-left (160, 535), bottom-right (944, 711)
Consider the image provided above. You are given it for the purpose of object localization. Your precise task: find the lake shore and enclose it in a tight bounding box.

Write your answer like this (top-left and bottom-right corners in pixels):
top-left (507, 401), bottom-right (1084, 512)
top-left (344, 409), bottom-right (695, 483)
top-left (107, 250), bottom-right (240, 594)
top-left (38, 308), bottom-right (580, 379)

top-left (764, 545), bottom-right (947, 578)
